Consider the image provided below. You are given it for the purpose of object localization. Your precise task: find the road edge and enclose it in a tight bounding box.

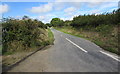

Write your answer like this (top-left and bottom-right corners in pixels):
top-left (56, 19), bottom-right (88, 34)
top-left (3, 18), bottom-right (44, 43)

top-left (2, 45), bottom-right (53, 72)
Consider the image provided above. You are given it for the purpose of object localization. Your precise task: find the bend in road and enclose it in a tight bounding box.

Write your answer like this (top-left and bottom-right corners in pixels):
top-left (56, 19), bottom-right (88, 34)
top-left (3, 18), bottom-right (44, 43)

top-left (8, 28), bottom-right (119, 72)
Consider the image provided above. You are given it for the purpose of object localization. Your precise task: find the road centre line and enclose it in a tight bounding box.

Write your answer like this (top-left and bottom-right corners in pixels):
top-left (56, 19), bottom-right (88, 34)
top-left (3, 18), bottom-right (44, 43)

top-left (66, 38), bottom-right (88, 53)
top-left (100, 51), bottom-right (120, 62)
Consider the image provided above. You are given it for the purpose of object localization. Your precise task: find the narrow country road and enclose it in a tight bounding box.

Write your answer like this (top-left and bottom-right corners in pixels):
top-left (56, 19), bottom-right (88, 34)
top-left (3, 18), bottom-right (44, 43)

top-left (8, 28), bottom-right (119, 72)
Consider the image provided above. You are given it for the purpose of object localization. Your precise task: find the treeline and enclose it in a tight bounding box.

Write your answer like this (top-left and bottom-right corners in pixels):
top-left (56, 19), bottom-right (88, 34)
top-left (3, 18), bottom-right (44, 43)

top-left (2, 16), bottom-right (49, 54)
top-left (49, 8), bottom-right (120, 27)
top-left (49, 8), bottom-right (119, 54)
top-left (71, 10), bottom-right (119, 28)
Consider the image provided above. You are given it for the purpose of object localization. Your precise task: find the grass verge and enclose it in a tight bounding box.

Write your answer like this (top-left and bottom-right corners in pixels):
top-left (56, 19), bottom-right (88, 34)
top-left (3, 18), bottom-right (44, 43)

top-left (0, 45), bottom-right (2, 55)
top-left (54, 26), bottom-right (118, 55)
top-left (47, 28), bottom-right (54, 45)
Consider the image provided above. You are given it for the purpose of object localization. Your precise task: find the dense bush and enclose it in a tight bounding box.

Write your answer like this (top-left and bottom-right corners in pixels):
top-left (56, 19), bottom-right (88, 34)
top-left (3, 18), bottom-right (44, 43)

top-left (50, 18), bottom-right (64, 27)
top-left (71, 9), bottom-right (119, 28)
top-left (63, 20), bottom-right (72, 26)
top-left (2, 16), bottom-right (48, 54)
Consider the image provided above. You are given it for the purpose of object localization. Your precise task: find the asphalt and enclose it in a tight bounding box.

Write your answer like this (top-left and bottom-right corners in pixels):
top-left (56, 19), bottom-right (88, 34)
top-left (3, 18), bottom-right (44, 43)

top-left (8, 28), bottom-right (119, 72)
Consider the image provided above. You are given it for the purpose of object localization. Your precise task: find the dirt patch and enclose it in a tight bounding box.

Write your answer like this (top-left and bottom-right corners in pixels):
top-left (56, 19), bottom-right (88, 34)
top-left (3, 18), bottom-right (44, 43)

top-left (2, 51), bottom-right (32, 68)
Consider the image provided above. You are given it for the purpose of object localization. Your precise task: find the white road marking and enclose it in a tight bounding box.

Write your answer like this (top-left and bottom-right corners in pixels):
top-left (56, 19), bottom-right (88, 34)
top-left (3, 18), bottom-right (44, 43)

top-left (66, 38), bottom-right (88, 53)
top-left (100, 51), bottom-right (120, 62)
top-left (61, 35), bottom-right (62, 37)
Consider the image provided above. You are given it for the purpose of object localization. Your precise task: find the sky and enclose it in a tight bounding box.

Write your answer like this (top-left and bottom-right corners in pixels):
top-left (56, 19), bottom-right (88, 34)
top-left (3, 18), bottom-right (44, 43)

top-left (0, 0), bottom-right (119, 23)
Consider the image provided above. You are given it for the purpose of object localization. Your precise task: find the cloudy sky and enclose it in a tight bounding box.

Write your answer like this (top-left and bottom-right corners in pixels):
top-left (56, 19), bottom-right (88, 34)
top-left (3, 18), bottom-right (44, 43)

top-left (0, 0), bottom-right (119, 23)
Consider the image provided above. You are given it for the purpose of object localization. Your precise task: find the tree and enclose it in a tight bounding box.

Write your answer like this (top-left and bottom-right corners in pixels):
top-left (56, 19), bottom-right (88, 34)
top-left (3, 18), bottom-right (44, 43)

top-left (46, 23), bottom-right (52, 27)
top-left (50, 18), bottom-right (64, 27)
top-left (64, 20), bottom-right (72, 26)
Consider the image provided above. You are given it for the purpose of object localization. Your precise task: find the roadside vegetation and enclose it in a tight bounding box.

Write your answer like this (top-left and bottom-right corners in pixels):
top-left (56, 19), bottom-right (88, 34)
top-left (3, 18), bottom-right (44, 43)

top-left (2, 16), bottom-right (54, 67)
top-left (0, 24), bottom-right (2, 55)
top-left (47, 28), bottom-right (54, 45)
top-left (49, 9), bottom-right (119, 55)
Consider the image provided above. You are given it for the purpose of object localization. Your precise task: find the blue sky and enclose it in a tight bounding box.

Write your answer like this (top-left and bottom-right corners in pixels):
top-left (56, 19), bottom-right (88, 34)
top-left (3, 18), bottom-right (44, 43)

top-left (0, 2), bottom-right (119, 23)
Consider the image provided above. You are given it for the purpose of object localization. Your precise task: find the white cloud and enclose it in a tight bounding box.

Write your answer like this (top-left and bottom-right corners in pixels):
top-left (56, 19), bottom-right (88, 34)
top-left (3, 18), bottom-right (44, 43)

top-left (88, 2), bottom-right (103, 8)
top-left (1, 0), bottom-right (119, 2)
top-left (88, 10), bottom-right (100, 14)
top-left (56, 0), bottom-right (119, 2)
top-left (0, 4), bottom-right (9, 13)
top-left (53, 2), bottom-right (66, 11)
top-left (40, 14), bottom-right (56, 23)
top-left (64, 7), bottom-right (78, 16)
top-left (39, 16), bottom-right (45, 20)
top-left (29, 3), bottom-right (53, 13)
top-left (64, 7), bottom-right (77, 13)
top-left (99, 2), bottom-right (117, 10)
top-left (91, 2), bottom-right (118, 14)
top-left (2, 0), bottom-right (54, 2)
top-left (54, 2), bottom-right (82, 11)
top-left (31, 14), bottom-right (56, 23)
top-left (61, 16), bottom-right (73, 21)
top-left (2, 0), bottom-right (119, 2)
top-left (77, 2), bottom-right (118, 15)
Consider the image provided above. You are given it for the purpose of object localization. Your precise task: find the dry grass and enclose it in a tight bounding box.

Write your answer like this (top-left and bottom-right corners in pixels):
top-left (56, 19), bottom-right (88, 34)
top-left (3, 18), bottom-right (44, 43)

top-left (2, 51), bottom-right (32, 66)
top-left (55, 26), bottom-right (118, 54)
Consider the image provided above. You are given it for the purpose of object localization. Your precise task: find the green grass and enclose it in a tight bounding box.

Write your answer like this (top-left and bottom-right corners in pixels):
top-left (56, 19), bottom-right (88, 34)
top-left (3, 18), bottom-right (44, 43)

top-left (54, 26), bottom-right (119, 55)
top-left (54, 27), bottom-right (90, 41)
top-left (47, 28), bottom-right (54, 45)
top-left (0, 45), bottom-right (2, 55)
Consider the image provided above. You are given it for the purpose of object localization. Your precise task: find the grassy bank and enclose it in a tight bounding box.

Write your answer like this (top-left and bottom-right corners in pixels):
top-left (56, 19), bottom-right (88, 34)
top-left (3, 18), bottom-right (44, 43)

top-left (2, 17), bottom-right (54, 68)
top-left (47, 28), bottom-right (54, 45)
top-left (2, 28), bottom-right (54, 68)
top-left (55, 25), bottom-right (118, 55)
